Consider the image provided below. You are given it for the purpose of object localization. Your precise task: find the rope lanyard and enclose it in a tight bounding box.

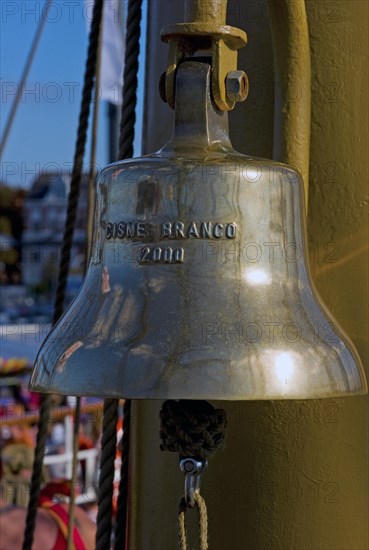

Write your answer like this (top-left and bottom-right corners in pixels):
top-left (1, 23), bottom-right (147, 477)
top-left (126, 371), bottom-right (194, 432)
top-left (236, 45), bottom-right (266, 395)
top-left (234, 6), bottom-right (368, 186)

top-left (178, 494), bottom-right (209, 550)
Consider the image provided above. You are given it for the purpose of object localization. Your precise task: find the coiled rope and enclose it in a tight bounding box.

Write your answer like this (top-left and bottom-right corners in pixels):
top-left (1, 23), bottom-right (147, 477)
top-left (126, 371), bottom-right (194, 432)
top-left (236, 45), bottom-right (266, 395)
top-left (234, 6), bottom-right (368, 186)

top-left (160, 400), bottom-right (227, 460)
top-left (22, 1), bottom-right (104, 548)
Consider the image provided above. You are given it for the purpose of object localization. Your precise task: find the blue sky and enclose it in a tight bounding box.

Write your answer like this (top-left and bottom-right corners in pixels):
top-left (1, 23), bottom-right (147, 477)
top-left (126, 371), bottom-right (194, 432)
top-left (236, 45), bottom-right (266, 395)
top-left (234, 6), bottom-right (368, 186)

top-left (0, 0), bottom-right (146, 188)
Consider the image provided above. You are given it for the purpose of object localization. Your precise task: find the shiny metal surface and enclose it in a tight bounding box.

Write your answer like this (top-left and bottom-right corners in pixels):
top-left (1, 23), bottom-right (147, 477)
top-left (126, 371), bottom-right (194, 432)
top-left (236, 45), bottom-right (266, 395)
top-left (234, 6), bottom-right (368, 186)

top-left (180, 457), bottom-right (207, 508)
top-left (30, 61), bottom-right (367, 400)
top-left (160, 0), bottom-right (247, 111)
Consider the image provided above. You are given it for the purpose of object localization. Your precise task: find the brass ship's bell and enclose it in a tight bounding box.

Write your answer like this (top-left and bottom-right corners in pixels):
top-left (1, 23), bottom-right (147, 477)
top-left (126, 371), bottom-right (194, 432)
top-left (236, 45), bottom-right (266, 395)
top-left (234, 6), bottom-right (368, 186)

top-left (30, 8), bottom-right (367, 401)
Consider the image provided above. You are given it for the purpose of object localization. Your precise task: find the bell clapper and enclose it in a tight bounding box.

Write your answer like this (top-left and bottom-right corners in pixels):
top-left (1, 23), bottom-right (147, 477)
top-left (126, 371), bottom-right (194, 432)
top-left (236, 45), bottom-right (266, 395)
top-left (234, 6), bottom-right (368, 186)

top-left (160, 399), bottom-right (227, 545)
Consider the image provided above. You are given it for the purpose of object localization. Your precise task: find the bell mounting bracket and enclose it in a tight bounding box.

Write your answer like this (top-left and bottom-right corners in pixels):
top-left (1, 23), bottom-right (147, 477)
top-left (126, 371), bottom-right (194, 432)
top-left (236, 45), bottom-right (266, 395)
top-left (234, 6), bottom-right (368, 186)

top-left (160, 0), bottom-right (248, 111)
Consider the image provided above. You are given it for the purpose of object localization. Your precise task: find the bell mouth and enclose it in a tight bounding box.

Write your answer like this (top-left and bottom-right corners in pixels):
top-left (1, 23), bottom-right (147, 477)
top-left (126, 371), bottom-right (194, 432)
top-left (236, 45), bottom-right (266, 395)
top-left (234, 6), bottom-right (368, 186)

top-left (30, 314), bottom-right (367, 400)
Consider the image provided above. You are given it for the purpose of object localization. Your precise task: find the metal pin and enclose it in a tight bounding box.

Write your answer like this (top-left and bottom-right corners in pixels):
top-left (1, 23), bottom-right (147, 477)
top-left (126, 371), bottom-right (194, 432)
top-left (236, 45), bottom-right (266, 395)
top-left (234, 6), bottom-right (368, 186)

top-left (179, 457), bottom-right (208, 508)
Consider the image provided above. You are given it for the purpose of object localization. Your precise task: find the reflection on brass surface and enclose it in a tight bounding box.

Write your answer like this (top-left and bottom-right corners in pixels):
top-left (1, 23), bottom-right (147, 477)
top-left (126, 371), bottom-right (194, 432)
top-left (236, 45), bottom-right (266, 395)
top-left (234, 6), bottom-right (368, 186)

top-left (29, 61), bottom-right (367, 400)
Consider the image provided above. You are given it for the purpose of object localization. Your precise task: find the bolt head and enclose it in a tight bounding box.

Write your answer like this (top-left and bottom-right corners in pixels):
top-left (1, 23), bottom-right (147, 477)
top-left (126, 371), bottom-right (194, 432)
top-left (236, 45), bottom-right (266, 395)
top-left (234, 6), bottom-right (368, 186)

top-left (183, 460), bottom-right (195, 473)
top-left (225, 71), bottom-right (249, 103)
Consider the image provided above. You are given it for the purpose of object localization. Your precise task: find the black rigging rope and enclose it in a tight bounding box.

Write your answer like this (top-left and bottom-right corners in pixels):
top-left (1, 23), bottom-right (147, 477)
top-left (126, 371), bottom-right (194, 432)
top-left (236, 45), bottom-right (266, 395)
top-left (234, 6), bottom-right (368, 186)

top-left (118, 0), bottom-right (143, 160)
top-left (115, 1), bottom-right (143, 548)
top-left (52, 0), bottom-right (103, 324)
top-left (22, 393), bottom-right (51, 550)
top-left (22, 1), bottom-right (104, 548)
top-left (96, 399), bottom-right (119, 550)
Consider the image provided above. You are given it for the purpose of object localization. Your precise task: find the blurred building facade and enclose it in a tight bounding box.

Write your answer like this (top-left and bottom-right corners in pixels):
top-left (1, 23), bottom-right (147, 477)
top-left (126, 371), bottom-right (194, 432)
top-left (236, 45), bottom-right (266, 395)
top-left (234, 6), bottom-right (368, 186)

top-left (22, 173), bottom-right (88, 292)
